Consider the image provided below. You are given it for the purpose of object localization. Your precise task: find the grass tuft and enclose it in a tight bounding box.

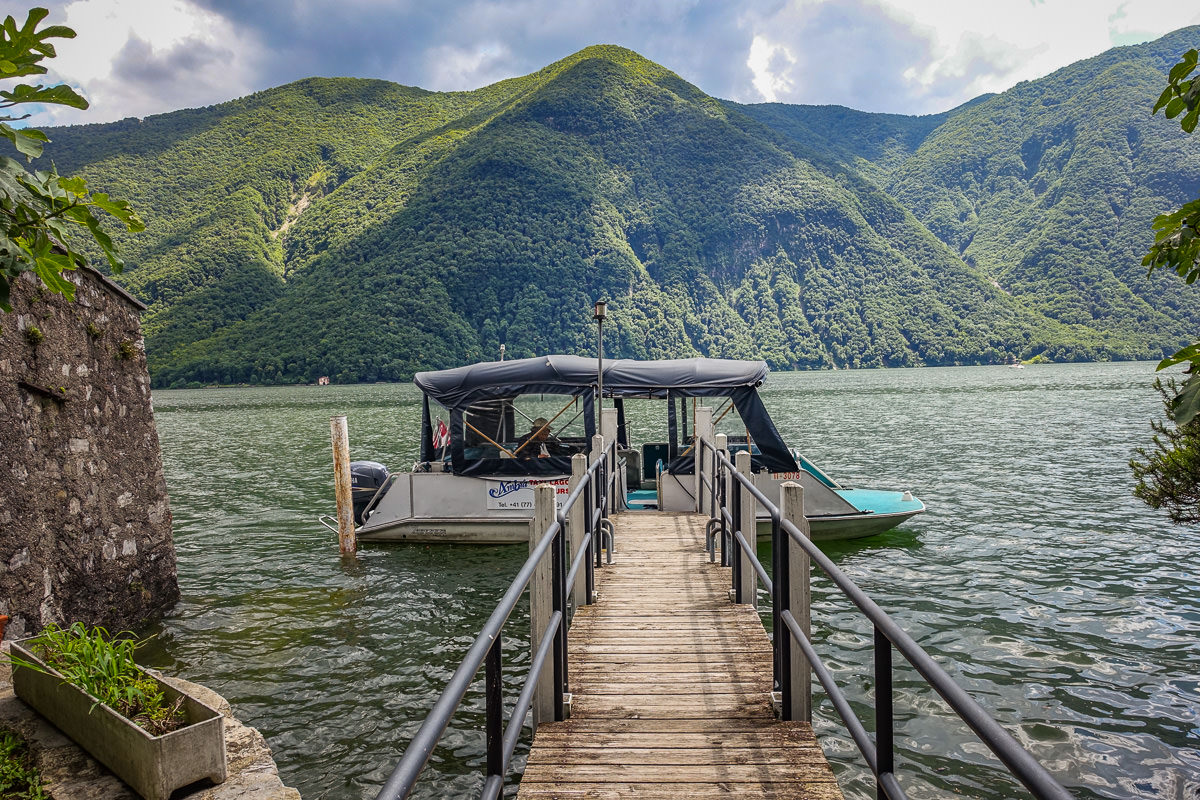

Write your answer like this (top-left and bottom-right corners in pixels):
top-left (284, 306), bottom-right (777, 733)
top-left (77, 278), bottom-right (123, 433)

top-left (14, 623), bottom-right (186, 736)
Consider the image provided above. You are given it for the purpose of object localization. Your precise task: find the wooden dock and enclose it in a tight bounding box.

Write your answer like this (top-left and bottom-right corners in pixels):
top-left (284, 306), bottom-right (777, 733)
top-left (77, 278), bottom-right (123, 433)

top-left (518, 512), bottom-right (844, 799)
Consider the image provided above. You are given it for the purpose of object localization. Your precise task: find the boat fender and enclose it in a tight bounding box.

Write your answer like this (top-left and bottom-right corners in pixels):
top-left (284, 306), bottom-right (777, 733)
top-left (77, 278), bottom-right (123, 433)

top-left (902, 491), bottom-right (913, 502)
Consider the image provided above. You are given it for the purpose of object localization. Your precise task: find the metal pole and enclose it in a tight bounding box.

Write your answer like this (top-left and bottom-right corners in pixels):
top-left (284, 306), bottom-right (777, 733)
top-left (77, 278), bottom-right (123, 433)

top-left (596, 317), bottom-right (603, 432)
top-left (875, 625), bottom-right (895, 800)
top-left (485, 633), bottom-right (503, 780)
top-left (330, 414), bottom-right (356, 555)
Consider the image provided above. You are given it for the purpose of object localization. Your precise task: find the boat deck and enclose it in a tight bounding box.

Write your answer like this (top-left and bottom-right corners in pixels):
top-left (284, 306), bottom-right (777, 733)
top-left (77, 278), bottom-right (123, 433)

top-left (517, 512), bottom-right (844, 799)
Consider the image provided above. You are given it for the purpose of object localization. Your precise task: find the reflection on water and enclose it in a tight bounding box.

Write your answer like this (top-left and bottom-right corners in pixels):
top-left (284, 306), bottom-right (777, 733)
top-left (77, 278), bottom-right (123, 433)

top-left (143, 363), bottom-right (1200, 799)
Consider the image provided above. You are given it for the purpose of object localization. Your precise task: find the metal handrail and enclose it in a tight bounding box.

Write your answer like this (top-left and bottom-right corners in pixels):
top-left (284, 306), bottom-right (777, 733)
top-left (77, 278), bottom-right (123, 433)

top-left (376, 440), bottom-right (617, 800)
top-left (700, 438), bottom-right (1073, 800)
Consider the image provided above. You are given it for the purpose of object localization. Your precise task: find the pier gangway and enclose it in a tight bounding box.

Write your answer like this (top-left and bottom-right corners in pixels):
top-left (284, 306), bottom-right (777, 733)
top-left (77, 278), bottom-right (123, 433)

top-left (374, 419), bottom-right (1075, 799)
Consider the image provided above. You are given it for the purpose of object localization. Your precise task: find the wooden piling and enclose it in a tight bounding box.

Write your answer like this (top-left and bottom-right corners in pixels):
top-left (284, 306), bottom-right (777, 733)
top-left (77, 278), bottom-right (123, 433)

top-left (330, 414), bottom-right (356, 555)
top-left (694, 405), bottom-right (713, 515)
top-left (735, 450), bottom-right (757, 608)
top-left (780, 481), bottom-right (811, 722)
top-left (600, 408), bottom-right (619, 501)
top-left (530, 484), bottom-right (557, 728)
top-left (568, 453), bottom-right (589, 610)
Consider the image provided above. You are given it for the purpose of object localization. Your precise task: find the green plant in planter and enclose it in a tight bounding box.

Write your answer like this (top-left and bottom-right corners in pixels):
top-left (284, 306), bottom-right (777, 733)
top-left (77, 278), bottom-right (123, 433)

top-left (13, 624), bottom-right (185, 736)
top-left (0, 727), bottom-right (47, 800)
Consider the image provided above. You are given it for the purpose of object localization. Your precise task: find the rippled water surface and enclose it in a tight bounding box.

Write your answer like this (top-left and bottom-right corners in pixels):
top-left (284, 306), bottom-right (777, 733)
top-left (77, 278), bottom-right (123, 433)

top-left (141, 363), bottom-right (1200, 799)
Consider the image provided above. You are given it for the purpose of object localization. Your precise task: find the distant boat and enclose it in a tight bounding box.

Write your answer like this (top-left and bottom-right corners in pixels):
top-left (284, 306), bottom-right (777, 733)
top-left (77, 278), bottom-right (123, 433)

top-left (320, 356), bottom-right (924, 543)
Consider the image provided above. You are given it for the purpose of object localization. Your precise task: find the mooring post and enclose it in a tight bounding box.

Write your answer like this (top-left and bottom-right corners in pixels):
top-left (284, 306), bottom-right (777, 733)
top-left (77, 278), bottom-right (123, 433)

top-left (601, 407), bottom-right (619, 503)
top-left (780, 481), bottom-right (811, 721)
top-left (530, 483), bottom-right (557, 727)
top-left (694, 405), bottom-right (713, 515)
top-left (716, 433), bottom-right (729, 564)
top-left (735, 450), bottom-right (757, 607)
top-left (591, 433), bottom-right (607, 562)
top-left (568, 453), bottom-right (589, 609)
top-left (330, 414), bottom-right (356, 555)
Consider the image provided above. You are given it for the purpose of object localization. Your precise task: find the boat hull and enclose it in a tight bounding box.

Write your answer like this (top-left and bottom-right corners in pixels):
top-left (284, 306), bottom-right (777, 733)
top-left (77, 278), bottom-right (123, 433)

top-left (755, 509), bottom-right (922, 542)
top-left (358, 517), bottom-right (530, 544)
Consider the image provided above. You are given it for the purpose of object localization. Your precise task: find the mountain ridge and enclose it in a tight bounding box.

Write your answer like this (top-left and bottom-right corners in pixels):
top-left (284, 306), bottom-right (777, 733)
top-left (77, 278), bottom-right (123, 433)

top-left (34, 34), bottom-right (1200, 386)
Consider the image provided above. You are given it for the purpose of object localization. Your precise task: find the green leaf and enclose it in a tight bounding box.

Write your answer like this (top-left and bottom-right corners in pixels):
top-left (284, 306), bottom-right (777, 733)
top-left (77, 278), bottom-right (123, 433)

top-left (8, 126), bottom-right (48, 159)
top-left (1184, 106), bottom-right (1199, 134)
top-left (35, 25), bottom-right (76, 41)
top-left (56, 175), bottom-right (85, 195)
top-left (1157, 343), bottom-right (1200, 370)
top-left (0, 82), bottom-right (88, 110)
top-left (92, 192), bottom-right (145, 232)
top-left (1172, 371), bottom-right (1200, 427)
top-left (1153, 85), bottom-right (1175, 113)
top-left (1169, 53), bottom-right (1198, 82)
top-left (1165, 97), bottom-right (1186, 118)
top-left (32, 251), bottom-right (76, 300)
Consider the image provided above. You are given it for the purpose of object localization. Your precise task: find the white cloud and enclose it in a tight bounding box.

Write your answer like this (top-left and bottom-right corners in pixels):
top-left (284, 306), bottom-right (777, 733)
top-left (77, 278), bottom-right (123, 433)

top-left (24, 0), bottom-right (259, 126)
top-left (11, 0), bottom-right (1200, 128)
top-left (426, 42), bottom-right (515, 92)
top-left (747, 35), bottom-right (798, 103)
top-left (740, 0), bottom-right (1200, 113)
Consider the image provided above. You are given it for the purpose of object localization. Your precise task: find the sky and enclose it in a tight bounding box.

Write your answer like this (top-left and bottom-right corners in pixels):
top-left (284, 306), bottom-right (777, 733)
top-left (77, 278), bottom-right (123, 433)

top-left (17, 0), bottom-right (1200, 128)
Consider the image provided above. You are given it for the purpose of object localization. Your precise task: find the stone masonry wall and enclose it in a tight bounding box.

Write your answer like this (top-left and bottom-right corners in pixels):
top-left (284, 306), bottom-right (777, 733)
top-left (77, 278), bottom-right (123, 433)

top-left (0, 268), bottom-right (178, 639)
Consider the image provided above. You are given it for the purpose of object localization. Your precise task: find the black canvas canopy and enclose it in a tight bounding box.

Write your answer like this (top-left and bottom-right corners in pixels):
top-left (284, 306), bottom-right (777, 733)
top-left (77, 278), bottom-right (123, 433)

top-left (414, 355), bottom-right (769, 407)
top-left (416, 355), bottom-right (798, 475)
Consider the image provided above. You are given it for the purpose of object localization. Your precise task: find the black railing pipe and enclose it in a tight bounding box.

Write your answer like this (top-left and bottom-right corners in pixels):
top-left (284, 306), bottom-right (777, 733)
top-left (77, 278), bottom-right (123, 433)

top-left (378, 441), bottom-right (616, 800)
top-left (501, 611), bottom-right (562, 766)
top-left (732, 528), bottom-right (772, 592)
top-left (701, 441), bottom-right (1072, 800)
top-left (781, 608), bottom-right (878, 773)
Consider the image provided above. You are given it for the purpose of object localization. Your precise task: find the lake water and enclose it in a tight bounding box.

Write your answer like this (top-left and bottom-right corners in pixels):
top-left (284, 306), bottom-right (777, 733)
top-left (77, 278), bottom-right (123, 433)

top-left (139, 362), bottom-right (1200, 800)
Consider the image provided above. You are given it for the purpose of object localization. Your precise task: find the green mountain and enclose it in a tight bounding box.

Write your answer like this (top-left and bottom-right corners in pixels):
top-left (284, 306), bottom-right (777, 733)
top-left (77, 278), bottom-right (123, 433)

top-left (741, 28), bottom-right (1200, 349)
top-left (39, 36), bottom-right (1200, 387)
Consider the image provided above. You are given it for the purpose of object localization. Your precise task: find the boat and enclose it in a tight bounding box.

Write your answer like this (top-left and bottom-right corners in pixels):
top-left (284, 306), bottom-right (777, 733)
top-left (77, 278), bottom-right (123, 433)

top-left (320, 356), bottom-right (924, 543)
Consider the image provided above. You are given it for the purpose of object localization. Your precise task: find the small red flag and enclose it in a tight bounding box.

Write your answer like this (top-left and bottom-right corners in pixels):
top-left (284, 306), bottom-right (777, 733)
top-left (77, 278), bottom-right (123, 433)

top-left (433, 418), bottom-right (451, 449)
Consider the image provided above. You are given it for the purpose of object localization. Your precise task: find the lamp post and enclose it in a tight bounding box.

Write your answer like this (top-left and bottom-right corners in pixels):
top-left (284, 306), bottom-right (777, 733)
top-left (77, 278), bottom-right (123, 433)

top-left (499, 343), bottom-right (505, 362)
top-left (593, 300), bottom-right (607, 434)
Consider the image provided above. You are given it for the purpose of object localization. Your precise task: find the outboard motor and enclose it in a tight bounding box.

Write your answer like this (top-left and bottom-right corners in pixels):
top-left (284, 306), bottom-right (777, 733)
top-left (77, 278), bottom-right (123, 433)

top-left (350, 461), bottom-right (390, 526)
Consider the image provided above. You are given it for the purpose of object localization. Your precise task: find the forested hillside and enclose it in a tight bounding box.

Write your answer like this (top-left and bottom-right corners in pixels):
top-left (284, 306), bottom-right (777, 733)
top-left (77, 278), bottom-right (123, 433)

top-left (743, 27), bottom-right (1200, 354)
top-left (39, 36), bottom-right (1200, 387)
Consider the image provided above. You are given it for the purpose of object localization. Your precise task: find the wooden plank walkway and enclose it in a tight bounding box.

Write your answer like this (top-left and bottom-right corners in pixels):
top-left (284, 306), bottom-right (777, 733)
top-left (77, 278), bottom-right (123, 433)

top-left (518, 512), bottom-right (844, 799)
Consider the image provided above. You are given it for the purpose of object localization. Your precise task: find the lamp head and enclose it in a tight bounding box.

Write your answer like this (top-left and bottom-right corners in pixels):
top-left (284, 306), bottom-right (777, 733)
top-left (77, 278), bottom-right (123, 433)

top-left (593, 299), bottom-right (608, 321)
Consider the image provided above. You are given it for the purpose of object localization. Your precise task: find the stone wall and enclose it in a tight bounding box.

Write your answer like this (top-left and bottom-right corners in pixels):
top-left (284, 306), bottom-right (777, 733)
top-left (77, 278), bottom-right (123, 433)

top-left (0, 268), bottom-right (178, 639)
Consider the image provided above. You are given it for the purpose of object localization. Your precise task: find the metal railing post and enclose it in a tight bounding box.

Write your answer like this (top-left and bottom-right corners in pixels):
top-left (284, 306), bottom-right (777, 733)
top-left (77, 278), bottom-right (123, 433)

top-left (875, 625), bottom-right (894, 800)
top-left (485, 633), bottom-right (502, 782)
top-left (780, 482), bottom-right (810, 722)
top-left (568, 453), bottom-right (589, 609)
top-left (735, 450), bottom-right (757, 608)
top-left (591, 434), bottom-right (605, 570)
top-left (529, 484), bottom-right (557, 727)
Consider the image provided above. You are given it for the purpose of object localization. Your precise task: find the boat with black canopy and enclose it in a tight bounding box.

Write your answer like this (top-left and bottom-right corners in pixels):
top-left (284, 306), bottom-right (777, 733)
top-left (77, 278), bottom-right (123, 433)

top-left (321, 355), bottom-right (924, 543)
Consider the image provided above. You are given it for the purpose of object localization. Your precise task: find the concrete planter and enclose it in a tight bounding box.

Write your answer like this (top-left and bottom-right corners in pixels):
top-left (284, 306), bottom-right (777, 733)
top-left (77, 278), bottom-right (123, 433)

top-left (9, 640), bottom-right (226, 800)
